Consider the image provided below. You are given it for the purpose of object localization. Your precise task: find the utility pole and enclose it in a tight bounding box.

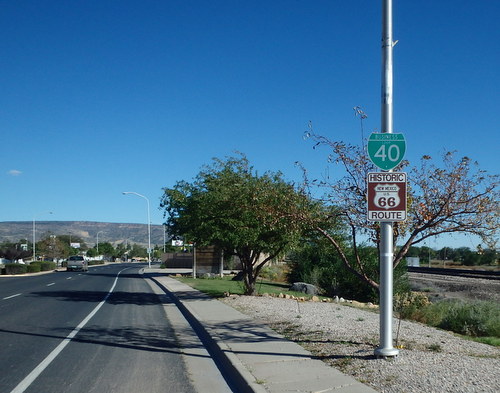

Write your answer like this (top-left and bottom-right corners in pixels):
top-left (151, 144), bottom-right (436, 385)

top-left (375, 0), bottom-right (399, 358)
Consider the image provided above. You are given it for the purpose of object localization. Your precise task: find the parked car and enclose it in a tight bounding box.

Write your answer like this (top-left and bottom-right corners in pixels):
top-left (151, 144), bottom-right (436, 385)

top-left (66, 256), bottom-right (88, 272)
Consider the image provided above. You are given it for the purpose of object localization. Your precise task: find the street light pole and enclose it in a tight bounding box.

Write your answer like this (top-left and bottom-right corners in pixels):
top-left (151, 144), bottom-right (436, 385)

top-left (163, 225), bottom-right (166, 253)
top-left (375, 0), bottom-right (399, 358)
top-left (96, 231), bottom-right (104, 255)
top-left (122, 192), bottom-right (151, 268)
top-left (33, 211), bottom-right (52, 262)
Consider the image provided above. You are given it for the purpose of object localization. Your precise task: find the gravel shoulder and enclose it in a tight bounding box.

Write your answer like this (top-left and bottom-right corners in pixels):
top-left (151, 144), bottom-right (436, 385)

top-left (221, 295), bottom-right (500, 393)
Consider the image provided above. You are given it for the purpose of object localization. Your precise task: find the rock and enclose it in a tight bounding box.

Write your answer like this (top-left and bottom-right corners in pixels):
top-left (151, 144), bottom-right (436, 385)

top-left (334, 296), bottom-right (340, 303)
top-left (290, 282), bottom-right (319, 295)
top-left (200, 273), bottom-right (217, 279)
top-left (311, 296), bottom-right (320, 302)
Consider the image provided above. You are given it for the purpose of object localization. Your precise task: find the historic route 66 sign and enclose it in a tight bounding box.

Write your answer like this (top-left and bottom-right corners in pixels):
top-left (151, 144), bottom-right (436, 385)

top-left (373, 183), bottom-right (400, 209)
top-left (367, 172), bottom-right (407, 222)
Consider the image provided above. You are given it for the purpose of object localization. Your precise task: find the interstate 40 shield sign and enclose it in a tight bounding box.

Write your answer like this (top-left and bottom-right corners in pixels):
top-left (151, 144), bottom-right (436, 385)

top-left (367, 172), bottom-right (407, 222)
top-left (367, 133), bottom-right (406, 171)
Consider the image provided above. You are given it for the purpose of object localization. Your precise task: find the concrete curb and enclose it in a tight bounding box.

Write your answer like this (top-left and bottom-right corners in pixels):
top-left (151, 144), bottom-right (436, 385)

top-left (147, 273), bottom-right (378, 393)
top-left (149, 275), bottom-right (267, 393)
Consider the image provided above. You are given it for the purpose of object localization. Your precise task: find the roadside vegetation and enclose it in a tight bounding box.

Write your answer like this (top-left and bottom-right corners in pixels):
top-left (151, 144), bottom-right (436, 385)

top-left (161, 119), bottom-right (498, 294)
top-left (176, 257), bottom-right (500, 347)
top-left (395, 292), bottom-right (500, 346)
top-left (287, 238), bottom-right (411, 303)
top-left (160, 153), bottom-right (318, 295)
top-left (0, 236), bottom-right (161, 275)
top-left (3, 261), bottom-right (56, 275)
top-left (175, 275), bottom-right (312, 299)
top-left (160, 135), bottom-right (498, 345)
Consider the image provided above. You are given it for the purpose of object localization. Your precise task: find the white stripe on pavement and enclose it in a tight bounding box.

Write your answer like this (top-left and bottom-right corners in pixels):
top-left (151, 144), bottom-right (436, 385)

top-left (10, 268), bottom-right (129, 393)
top-left (3, 293), bottom-right (22, 300)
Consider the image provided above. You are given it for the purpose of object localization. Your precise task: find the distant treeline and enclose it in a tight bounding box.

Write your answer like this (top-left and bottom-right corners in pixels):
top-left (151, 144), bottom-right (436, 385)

top-left (405, 246), bottom-right (497, 266)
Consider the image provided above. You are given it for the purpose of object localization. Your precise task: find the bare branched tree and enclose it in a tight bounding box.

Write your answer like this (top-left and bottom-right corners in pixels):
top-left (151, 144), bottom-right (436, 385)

top-left (301, 124), bottom-right (499, 290)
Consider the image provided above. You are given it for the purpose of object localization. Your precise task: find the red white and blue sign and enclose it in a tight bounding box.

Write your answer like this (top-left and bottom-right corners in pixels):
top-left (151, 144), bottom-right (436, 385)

top-left (367, 172), bottom-right (407, 222)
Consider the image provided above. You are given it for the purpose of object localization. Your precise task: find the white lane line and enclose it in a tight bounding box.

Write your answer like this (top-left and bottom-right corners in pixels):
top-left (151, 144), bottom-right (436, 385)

top-left (46, 283), bottom-right (55, 287)
top-left (10, 268), bottom-right (129, 393)
top-left (3, 293), bottom-right (22, 300)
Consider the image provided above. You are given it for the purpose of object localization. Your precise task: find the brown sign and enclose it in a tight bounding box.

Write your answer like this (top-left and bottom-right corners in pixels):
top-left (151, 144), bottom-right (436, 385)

top-left (367, 172), bottom-right (407, 222)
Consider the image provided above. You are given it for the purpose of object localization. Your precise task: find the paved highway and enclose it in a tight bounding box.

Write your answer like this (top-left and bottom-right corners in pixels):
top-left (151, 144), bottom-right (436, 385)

top-left (0, 263), bottom-right (229, 393)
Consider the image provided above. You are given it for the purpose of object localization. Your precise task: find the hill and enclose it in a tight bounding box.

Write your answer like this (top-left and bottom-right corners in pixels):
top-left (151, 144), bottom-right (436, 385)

top-left (0, 221), bottom-right (167, 248)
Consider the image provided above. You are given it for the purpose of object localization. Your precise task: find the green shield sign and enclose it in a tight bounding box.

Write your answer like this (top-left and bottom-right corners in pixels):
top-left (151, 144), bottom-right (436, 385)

top-left (367, 133), bottom-right (406, 171)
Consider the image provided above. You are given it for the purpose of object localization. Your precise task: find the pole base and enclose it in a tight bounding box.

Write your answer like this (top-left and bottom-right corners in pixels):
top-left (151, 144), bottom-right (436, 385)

top-left (374, 346), bottom-right (399, 358)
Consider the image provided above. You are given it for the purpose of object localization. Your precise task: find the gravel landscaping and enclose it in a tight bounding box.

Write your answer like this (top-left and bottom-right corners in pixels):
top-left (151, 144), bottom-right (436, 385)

top-left (221, 295), bottom-right (500, 393)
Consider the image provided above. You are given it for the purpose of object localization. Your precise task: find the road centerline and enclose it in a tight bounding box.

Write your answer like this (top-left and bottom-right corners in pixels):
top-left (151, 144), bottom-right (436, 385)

top-left (3, 293), bottom-right (22, 300)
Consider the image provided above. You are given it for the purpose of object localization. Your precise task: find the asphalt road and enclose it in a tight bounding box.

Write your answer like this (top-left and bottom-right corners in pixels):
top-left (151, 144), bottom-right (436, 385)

top-left (0, 263), bottom-right (216, 393)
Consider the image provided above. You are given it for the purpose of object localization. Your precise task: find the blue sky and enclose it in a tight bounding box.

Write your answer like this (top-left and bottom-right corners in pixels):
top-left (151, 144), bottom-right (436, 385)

top-left (1, 1), bottom-right (498, 249)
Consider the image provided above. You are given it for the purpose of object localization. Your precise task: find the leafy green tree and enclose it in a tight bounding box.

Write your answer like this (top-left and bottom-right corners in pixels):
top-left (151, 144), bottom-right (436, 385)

top-left (152, 245), bottom-right (164, 259)
top-left (86, 248), bottom-right (98, 258)
top-left (129, 244), bottom-right (147, 259)
top-left (57, 235), bottom-right (87, 257)
top-left (58, 235), bottom-right (87, 249)
top-left (418, 246), bottom-right (435, 264)
top-left (0, 241), bottom-right (31, 261)
top-left (406, 246), bottom-right (420, 257)
top-left (438, 247), bottom-right (455, 262)
top-left (36, 234), bottom-right (67, 260)
top-left (96, 242), bottom-right (115, 257)
top-left (161, 154), bottom-right (316, 295)
top-left (462, 249), bottom-right (481, 266)
top-left (114, 243), bottom-right (130, 259)
top-left (480, 248), bottom-right (498, 265)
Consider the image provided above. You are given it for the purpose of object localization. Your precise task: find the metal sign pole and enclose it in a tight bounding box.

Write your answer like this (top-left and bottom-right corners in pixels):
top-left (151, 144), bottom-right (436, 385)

top-left (193, 244), bottom-right (197, 279)
top-left (375, 0), bottom-right (399, 358)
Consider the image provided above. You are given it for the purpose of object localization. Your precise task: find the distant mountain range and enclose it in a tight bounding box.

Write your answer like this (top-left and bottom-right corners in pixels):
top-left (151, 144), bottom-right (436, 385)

top-left (0, 221), bottom-right (167, 247)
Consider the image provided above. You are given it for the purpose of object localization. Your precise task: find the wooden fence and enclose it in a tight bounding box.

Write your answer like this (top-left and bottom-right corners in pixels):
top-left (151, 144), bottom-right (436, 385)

top-left (161, 246), bottom-right (242, 274)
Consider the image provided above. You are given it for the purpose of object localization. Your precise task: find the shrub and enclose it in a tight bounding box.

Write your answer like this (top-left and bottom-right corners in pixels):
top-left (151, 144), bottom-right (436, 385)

top-left (27, 263), bottom-right (42, 273)
top-left (432, 300), bottom-right (500, 337)
top-left (395, 292), bottom-right (431, 321)
top-left (39, 261), bottom-right (56, 271)
top-left (5, 263), bottom-right (28, 275)
top-left (258, 264), bottom-right (288, 282)
top-left (395, 295), bottom-right (499, 339)
top-left (288, 243), bottom-right (398, 303)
